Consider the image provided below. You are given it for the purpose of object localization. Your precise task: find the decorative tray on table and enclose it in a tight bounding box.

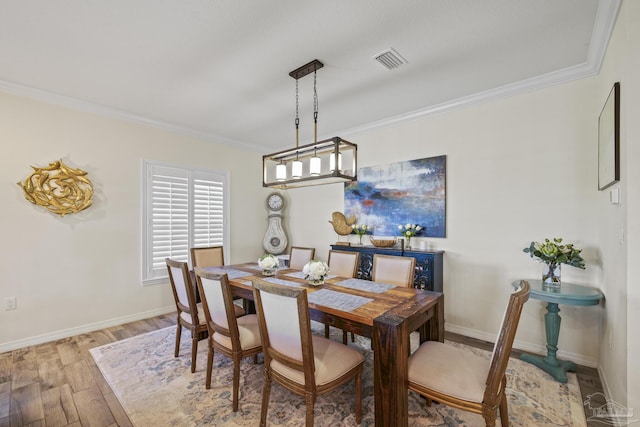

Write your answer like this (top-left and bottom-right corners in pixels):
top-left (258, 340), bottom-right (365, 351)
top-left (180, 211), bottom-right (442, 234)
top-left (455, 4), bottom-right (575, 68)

top-left (369, 238), bottom-right (397, 248)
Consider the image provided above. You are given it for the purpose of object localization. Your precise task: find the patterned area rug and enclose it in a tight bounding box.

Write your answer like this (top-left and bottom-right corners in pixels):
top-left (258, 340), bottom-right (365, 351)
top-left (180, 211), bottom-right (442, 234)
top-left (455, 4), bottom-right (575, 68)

top-left (90, 325), bottom-right (586, 426)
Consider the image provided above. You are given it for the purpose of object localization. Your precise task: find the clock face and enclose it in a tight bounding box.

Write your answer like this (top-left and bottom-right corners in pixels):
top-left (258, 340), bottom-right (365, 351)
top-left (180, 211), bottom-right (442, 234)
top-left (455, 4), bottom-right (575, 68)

top-left (267, 193), bottom-right (284, 211)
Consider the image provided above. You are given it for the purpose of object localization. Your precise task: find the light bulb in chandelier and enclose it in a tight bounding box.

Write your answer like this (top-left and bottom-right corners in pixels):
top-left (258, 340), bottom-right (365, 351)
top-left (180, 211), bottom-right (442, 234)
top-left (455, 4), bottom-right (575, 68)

top-left (329, 151), bottom-right (343, 172)
top-left (276, 161), bottom-right (287, 181)
top-left (310, 148), bottom-right (321, 176)
top-left (291, 153), bottom-right (302, 179)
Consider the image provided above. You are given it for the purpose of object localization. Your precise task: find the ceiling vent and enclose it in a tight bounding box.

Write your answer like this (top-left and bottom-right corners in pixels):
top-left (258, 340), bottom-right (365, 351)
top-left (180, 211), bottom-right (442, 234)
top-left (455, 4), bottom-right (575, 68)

top-left (373, 48), bottom-right (407, 70)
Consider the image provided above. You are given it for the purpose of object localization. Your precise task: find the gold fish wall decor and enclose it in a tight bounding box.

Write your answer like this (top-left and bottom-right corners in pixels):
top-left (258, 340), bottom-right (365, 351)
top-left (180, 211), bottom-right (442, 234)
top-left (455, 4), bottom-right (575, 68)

top-left (17, 159), bottom-right (94, 217)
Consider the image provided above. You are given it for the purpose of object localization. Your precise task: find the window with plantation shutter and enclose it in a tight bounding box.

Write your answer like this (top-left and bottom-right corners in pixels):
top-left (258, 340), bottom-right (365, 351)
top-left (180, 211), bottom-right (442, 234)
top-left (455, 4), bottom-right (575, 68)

top-left (142, 160), bottom-right (228, 285)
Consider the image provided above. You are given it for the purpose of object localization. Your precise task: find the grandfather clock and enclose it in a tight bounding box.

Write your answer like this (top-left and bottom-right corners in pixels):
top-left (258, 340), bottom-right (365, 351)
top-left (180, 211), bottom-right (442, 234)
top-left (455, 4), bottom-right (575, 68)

top-left (262, 192), bottom-right (288, 254)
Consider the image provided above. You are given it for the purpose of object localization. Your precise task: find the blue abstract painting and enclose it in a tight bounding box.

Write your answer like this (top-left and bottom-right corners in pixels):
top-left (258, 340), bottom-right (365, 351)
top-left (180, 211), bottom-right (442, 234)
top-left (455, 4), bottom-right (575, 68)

top-left (344, 155), bottom-right (446, 237)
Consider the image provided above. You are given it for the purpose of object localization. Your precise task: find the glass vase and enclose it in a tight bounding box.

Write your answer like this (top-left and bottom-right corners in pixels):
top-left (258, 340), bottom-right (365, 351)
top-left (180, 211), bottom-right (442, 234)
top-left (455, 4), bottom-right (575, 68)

top-left (542, 263), bottom-right (561, 287)
top-left (262, 269), bottom-right (276, 277)
top-left (405, 236), bottom-right (412, 249)
top-left (358, 234), bottom-right (364, 245)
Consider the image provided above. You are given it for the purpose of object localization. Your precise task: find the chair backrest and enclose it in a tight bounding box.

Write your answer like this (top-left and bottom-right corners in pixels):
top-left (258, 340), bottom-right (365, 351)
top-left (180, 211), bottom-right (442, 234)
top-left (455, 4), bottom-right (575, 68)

top-left (371, 254), bottom-right (416, 287)
top-left (191, 246), bottom-right (225, 268)
top-left (194, 268), bottom-right (240, 348)
top-left (483, 280), bottom-right (531, 406)
top-left (252, 279), bottom-right (316, 387)
top-left (166, 258), bottom-right (200, 324)
top-left (328, 250), bottom-right (360, 278)
top-left (289, 246), bottom-right (316, 270)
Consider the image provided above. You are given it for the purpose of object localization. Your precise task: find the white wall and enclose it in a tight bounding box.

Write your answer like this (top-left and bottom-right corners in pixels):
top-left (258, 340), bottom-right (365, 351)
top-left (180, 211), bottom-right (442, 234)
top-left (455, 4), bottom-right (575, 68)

top-left (597, 0), bottom-right (640, 413)
top-left (621, 0), bottom-right (640, 415)
top-left (287, 78), bottom-right (604, 367)
top-left (0, 92), bottom-right (268, 350)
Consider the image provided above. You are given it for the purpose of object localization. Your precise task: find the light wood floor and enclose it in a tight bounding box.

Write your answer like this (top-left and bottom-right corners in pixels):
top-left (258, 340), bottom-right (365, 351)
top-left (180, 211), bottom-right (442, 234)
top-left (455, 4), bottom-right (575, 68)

top-left (1, 313), bottom-right (604, 426)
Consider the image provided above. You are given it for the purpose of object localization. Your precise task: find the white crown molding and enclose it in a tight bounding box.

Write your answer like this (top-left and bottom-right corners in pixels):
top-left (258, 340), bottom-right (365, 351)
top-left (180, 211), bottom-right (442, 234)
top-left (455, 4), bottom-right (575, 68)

top-left (0, 0), bottom-right (621, 153)
top-left (337, 0), bottom-right (622, 140)
top-left (0, 79), bottom-right (264, 152)
top-left (0, 305), bottom-right (175, 354)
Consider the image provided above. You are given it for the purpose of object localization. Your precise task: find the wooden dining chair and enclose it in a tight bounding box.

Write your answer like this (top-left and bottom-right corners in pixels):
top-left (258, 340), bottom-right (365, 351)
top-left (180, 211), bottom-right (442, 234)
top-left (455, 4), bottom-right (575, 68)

top-left (166, 258), bottom-right (209, 373)
top-left (194, 268), bottom-right (262, 412)
top-left (289, 246), bottom-right (316, 270)
top-left (191, 245), bottom-right (246, 316)
top-left (371, 254), bottom-right (416, 287)
top-left (252, 279), bottom-right (364, 427)
top-left (325, 250), bottom-right (360, 343)
top-left (407, 280), bottom-right (531, 427)
top-left (191, 245), bottom-right (225, 268)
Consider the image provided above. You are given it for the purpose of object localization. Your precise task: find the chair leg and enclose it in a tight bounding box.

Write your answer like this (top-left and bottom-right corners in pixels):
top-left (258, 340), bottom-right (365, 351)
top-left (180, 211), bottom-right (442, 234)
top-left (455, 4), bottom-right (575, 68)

top-left (232, 356), bottom-right (240, 412)
top-left (482, 407), bottom-right (498, 427)
top-left (325, 324), bottom-right (330, 338)
top-left (191, 330), bottom-right (198, 373)
top-left (499, 393), bottom-right (509, 427)
top-left (205, 343), bottom-right (214, 389)
top-left (174, 322), bottom-right (182, 358)
top-left (343, 331), bottom-right (348, 345)
top-left (355, 370), bottom-right (362, 424)
top-left (304, 391), bottom-right (315, 427)
top-left (351, 332), bottom-right (355, 342)
top-left (260, 369), bottom-right (271, 427)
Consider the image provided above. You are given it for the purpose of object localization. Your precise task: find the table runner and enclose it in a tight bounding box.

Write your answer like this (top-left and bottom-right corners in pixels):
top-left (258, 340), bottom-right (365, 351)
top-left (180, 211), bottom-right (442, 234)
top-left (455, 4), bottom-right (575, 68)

top-left (284, 271), bottom-right (338, 280)
top-left (202, 267), bottom-right (253, 280)
top-left (307, 289), bottom-right (373, 312)
top-left (334, 278), bottom-right (395, 294)
top-left (261, 277), bottom-right (303, 287)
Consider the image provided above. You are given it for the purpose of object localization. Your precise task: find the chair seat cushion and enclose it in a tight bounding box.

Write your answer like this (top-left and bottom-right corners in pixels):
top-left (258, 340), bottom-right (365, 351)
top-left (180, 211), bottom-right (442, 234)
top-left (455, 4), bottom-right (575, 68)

top-left (408, 341), bottom-right (490, 403)
top-left (180, 303), bottom-right (207, 326)
top-left (271, 336), bottom-right (364, 386)
top-left (213, 314), bottom-right (261, 351)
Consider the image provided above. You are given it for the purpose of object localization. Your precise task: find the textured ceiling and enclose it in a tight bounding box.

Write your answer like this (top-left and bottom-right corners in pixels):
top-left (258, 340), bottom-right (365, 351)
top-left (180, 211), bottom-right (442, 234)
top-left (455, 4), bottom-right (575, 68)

top-left (0, 0), bottom-right (620, 151)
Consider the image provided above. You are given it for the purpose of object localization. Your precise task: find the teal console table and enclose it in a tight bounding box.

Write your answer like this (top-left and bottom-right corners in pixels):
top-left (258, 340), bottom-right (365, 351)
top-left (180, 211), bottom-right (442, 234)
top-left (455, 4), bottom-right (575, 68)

top-left (512, 279), bottom-right (603, 383)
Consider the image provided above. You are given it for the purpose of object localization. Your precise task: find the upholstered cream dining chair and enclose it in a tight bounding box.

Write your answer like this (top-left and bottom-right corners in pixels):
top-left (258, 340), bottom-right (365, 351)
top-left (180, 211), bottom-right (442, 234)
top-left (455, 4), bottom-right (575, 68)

top-left (252, 279), bottom-right (364, 426)
top-left (191, 245), bottom-right (225, 269)
top-left (371, 254), bottom-right (416, 287)
top-left (194, 268), bottom-right (262, 412)
top-left (166, 258), bottom-right (208, 373)
top-left (326, 250), bottom-right (360, 343)
top-left (289, 246), bottom-right (316, 270)
top-left (191, 245), bottom-right (246, 316)
top-left (407, 280), bottom-right (530, 427)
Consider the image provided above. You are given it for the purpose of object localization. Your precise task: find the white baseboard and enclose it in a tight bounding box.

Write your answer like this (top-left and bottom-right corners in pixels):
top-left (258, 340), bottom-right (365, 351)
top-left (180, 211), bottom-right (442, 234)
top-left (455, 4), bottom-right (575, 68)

top-left (0, 306), bottom-right (176, 353)
top-left (445, 323), bottom-right (599, 368)
top-left (598, 365), bottom-right (615, 402)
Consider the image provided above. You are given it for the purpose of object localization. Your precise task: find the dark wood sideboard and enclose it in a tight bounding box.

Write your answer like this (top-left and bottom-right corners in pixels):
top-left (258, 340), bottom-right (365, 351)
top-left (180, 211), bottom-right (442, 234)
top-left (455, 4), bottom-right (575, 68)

top-left (330, 244), bottom-right (444, 292)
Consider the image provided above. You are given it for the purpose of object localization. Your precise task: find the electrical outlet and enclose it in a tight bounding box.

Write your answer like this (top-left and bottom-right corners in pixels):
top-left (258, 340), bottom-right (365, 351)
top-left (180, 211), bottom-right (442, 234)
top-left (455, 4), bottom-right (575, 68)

top-left (4, 296), bottom-right (17, 310)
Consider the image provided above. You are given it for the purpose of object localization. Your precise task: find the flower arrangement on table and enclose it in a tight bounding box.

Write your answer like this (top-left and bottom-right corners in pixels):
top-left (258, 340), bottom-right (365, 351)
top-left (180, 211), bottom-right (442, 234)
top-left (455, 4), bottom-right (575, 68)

top-left (523, 237), bottom-right (585, 285)
top-left (398, 223), bottom-right (422, 249)
top-left (258, 253), bottom-right (279, 276)
top-left (303, 260), bottom-right (330, 285)
top-left (352, 224), bottom-right (369, 245)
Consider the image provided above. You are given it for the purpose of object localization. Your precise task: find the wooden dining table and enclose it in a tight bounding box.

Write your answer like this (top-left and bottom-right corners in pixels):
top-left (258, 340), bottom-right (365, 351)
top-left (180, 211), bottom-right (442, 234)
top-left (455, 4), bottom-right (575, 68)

top-left (205, 262), bottom-right (444, 427)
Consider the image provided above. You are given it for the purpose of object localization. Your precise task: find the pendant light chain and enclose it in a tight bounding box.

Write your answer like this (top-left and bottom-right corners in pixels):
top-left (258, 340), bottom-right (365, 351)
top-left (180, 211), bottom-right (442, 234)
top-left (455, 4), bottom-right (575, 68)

top-left (295, 78), bottom-right (300, 148)
top-left (313, 70), bottom-right (318, 143)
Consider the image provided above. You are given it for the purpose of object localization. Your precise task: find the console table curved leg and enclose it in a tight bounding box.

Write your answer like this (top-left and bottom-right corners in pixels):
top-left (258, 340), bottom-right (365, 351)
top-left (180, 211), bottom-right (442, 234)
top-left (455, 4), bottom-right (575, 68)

top-left (520, 302), bottom-right (577, 383)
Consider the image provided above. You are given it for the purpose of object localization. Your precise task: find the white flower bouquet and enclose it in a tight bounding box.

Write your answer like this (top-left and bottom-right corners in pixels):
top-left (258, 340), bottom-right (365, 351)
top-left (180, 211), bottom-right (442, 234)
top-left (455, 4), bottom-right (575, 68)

top-left (303, 260), bottom-right (330, 284)
top-left (258, 253), bottom-right (279, 275)
top-left (398, 223), bottom-right (422, 248)
top-left (352, 224), bottom-right (369, 244)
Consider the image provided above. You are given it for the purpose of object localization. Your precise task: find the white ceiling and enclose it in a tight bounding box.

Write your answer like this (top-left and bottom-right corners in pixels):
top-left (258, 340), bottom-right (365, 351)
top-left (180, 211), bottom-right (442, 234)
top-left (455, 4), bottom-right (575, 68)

top-left (0, 0), bottom-right (620, 152)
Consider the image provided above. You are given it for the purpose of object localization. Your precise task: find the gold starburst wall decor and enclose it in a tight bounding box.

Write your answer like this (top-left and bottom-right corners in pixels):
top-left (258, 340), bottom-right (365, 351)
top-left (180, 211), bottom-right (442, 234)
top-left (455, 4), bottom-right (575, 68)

top-left (17, 159), bottom-right (94, 217)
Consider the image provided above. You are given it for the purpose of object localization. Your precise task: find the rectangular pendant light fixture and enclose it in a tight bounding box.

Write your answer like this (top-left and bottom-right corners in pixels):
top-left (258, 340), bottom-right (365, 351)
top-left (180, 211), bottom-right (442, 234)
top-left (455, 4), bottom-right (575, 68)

top-left (261, 59), bottom-right (358, 189)
top-left (263, 136), bottom-right (357, 189)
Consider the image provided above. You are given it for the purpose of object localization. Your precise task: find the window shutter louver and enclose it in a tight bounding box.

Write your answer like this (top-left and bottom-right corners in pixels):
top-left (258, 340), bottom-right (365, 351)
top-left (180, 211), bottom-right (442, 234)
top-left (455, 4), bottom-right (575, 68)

top-left (143, 161), bottom-right (227, 284)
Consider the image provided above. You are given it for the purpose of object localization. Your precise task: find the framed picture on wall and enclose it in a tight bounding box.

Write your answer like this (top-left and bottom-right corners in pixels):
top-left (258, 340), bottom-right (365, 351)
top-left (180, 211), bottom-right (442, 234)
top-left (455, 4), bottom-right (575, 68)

top-left (598, 81), bottom-right (620, 190)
